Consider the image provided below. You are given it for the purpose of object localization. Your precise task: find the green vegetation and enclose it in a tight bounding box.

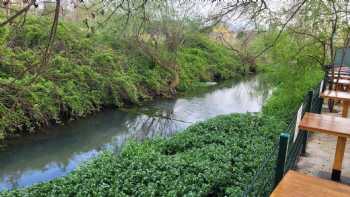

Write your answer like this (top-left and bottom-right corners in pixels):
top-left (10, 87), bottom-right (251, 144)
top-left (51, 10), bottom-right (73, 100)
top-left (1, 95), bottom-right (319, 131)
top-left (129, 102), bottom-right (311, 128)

top-left (1, 0), bottom-right (346, 195)
top-left (253, 31), bottom-right (324, 122)
top-left (0, 17), bottom-right (245, 140)
top-left (177, 33), bottom-right (244, 91)
top-left (1, 29), bottom-right (324, 196)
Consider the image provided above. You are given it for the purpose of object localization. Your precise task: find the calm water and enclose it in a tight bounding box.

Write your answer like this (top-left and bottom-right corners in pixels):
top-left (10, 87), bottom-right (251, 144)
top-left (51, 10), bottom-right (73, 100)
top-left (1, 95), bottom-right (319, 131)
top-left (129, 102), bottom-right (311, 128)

top-left (0, 76), bottom-right (270, 191)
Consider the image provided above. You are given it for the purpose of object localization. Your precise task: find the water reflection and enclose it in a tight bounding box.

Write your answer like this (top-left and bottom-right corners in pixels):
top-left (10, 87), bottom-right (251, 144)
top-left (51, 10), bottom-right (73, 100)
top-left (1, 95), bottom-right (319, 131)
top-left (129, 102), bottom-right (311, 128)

top-left (0, 76), bottom-right (270, 191)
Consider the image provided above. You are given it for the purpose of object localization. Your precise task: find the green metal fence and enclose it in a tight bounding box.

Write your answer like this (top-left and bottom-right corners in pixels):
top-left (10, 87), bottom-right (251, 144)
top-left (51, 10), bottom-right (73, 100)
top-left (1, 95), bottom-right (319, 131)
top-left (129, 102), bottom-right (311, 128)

top-left (242, 81), bottom-right (324, 197)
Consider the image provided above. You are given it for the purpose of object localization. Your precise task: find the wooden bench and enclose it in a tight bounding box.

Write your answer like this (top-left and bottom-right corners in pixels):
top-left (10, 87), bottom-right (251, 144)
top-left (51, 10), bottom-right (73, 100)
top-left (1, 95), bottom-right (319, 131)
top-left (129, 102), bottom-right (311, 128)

top-left (271, 170), bottom-right (350, 197)
top-left (299, 113), bottom-right (350, 181)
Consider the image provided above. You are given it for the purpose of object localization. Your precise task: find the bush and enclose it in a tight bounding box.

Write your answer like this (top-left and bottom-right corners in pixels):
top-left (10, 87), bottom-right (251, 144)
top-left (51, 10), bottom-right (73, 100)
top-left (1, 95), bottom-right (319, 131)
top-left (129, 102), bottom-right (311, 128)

top-left (177, 34), bottom-right (242, 90)
top-left (262, 64), bottom-right (323, 122)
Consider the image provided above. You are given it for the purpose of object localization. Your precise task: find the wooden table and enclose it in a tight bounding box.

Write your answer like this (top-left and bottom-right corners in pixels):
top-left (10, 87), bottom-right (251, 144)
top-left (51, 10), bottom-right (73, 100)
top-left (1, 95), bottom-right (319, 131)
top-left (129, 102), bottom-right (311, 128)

top-left (328, 74), bottom-right (350, 80)
top-left (329, 67), bottom-right (350, 78)
top-left (333, 79), bottom-right (350, 85)
top-left (331, 79), bottom-right (350, 91)
top-left (333, 67), bottom-right (350, 72)
top-left (330, 71), bottom-right (350, 76)
top-left (271, 171), bottom-right (350, 197)
top-left (321, 90), bottom-right (350, 117)
top-left (299, 113), bottom-right (350, 181)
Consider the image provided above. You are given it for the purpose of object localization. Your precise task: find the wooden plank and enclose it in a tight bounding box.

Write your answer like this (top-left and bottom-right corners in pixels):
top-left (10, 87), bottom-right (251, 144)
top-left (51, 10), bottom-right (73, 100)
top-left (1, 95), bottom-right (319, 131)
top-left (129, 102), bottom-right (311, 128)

top-left (299, 113), bottom-right (350, 138)
top-left (271, 171), bottom-right (350, 197)
top-left (321, 90), bottom-right (350, 102)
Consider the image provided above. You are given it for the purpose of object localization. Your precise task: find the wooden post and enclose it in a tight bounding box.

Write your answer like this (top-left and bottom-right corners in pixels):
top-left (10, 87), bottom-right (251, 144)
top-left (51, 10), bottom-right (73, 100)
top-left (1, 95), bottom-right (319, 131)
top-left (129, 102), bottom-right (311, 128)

top-left (275, 133), bottom-right (289, 187)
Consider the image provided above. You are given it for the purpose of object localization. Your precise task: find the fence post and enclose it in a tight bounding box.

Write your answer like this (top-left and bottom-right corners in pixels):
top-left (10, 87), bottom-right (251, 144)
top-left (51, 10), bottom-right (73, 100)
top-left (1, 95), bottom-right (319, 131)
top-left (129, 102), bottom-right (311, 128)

top-left (322, 68), bottom-right (328, 92)
top-left (275, 133), bottom-right (289, 187)
top-left (319, 80), bottom-right (325, 114)
top-left (305, 90), bottom-right (313, 113)
top-left (301, 90), bottom-right (313, 155)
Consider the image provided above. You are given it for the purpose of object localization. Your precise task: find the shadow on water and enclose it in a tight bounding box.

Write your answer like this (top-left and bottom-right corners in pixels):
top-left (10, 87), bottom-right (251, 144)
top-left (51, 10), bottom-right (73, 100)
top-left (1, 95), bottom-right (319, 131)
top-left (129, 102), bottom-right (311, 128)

top-left (0, 75), bottom-right (271, 191)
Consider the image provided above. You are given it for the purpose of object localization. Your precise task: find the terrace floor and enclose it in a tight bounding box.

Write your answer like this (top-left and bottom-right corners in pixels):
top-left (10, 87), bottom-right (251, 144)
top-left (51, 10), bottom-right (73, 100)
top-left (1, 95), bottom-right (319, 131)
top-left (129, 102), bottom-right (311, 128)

top-left (296, 100), bottom-right (350, 185)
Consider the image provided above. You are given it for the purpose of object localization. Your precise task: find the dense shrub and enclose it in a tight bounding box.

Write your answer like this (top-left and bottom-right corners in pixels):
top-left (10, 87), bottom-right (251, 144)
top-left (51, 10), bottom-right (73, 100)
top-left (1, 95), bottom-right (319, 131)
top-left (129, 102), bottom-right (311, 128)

top-left (262, 64), bottom-right (323, 122)
top-left (177, 34), bottom-right (243, 90)
top-left (251, 30), bottom-right (324, 123)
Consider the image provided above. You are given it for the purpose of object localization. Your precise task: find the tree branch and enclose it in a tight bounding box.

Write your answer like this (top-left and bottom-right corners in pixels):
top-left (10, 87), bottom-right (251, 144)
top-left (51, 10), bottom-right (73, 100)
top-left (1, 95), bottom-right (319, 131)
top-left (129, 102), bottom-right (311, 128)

top-left (0, 0), bottom-right (34, 27)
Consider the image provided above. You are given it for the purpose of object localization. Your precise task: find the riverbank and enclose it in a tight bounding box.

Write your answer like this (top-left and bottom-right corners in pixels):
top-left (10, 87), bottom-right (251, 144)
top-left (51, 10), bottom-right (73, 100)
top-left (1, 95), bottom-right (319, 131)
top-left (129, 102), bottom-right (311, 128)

top-left (0, 65), bottom-right (323, 196)
top-left (0, 17), bottom-right (254, 140)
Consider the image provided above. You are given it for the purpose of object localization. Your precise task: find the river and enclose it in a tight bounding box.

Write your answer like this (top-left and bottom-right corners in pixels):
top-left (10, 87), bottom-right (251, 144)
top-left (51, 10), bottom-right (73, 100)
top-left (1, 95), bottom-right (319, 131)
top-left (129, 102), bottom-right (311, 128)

top-left (0, 76), bottom-right (270, 191)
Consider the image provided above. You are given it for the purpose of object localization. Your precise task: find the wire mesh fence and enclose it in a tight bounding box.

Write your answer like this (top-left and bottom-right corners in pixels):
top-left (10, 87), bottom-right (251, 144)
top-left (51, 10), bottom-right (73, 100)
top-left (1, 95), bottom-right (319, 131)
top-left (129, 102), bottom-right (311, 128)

top-left (241, 145), bottom-right (278, 197)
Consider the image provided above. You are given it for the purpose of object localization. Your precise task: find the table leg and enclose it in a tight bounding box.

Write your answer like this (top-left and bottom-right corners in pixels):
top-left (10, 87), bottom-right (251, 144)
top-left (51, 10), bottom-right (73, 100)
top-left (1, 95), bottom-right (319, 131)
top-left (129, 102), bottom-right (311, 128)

top-left (335, 84), bottom-right (340, 91)
top-left (342, 101), bottom-right (349, 117)
top-left (336, 84), bottom-right (343, 91)
top-left (332, 137), bottom-right (347, 181)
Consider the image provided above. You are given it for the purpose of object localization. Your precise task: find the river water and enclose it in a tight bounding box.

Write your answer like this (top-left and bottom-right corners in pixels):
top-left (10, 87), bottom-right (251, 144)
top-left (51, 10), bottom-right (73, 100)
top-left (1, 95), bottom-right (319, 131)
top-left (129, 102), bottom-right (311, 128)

top-left (0, 76), bottom-right (270, 191)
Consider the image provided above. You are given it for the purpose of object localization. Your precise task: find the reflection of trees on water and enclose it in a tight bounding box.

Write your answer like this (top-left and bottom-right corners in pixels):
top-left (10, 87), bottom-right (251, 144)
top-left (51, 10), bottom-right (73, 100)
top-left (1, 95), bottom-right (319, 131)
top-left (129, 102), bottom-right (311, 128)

top-left (125, 106), bottom-right (190, 140)
top-left (3, 174), bottom-right (20, 191)
top-left (235, 76), bottom-right (272, 105)
top-left (250, 75), bottom-right (274, 101)
top-left (0, 111), bottom-right (133, 190)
